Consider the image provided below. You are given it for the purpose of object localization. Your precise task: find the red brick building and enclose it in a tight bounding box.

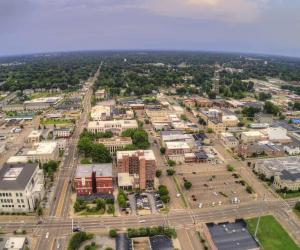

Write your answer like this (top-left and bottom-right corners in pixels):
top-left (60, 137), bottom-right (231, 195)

top-left (74, 164), bottom-right (113, 195)
top-left (116, 150), bottom-right (156, 190)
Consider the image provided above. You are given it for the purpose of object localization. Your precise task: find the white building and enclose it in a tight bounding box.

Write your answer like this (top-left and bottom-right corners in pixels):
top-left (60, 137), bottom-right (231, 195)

top-left (2, 237), bottom-right (27, 250)
top-left (26, 130), bottom-right (42, 144)
top-left (7, 156), bottom-right (28, 164)
top-left (263, 127), bottom-right (291, 143)
top-left (27, 141), bottom-right (59, 164)
top-left (87, 120), bottom-right (138, 135)
top-left (241, 131), bottom-right (266, 143)
top-left (222, 115), bottom-right (239, 127)
top-left (53, 127), bottom-right (73, 138)
top-left (90, 105), bottom-right (111, 121)
top-left (284, 146), bottom-right (300, 156)
top-left (0, 163), bottom-right (44, 212)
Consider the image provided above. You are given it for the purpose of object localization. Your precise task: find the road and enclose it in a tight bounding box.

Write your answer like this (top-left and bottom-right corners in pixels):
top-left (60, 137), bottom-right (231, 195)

top-left (3, 198), bottom-right (300, 249)
top-left (36, 64), bottom-right (102, 250)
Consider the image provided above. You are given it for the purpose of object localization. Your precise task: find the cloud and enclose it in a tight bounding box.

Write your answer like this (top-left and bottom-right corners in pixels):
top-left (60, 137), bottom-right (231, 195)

top-left (142, 0), bottom-right (268, 23)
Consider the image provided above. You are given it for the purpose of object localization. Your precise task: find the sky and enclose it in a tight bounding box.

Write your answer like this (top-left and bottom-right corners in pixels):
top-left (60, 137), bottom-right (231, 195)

top-left (0, 0), bottom-right (300, 57)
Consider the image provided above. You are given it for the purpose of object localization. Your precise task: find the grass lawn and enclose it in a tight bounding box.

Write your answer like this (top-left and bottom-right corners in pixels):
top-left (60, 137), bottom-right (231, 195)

top-left (173, 176), bottom-right (188, 208)
top-left (246, 215), bottom-right (300, 250)
top-left (276, 191), bottom-right (300, 199)
top-left (293, 209), bottom-right (300, 219)
top-left (41, 118), bottom-right (73, 125)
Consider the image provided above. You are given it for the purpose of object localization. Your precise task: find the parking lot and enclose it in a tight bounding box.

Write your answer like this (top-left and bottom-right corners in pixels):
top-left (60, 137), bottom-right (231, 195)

top-left (177, 166), bottom-right (255, 209)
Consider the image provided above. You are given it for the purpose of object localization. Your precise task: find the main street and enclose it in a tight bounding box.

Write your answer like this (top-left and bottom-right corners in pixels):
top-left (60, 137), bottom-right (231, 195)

top-left (35, 64), bottom-right (102, 250)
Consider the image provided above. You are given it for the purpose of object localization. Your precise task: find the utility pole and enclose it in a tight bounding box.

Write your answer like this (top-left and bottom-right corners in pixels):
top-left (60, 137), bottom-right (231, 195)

top-left (255, 193), bottom-right (265, 238)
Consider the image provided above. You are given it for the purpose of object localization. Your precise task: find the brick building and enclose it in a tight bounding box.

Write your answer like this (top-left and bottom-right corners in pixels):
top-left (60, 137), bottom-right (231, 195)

top-left (117, 150), bottom-right (156, 190)
top-left (74, 164), bottom-right (113, 196)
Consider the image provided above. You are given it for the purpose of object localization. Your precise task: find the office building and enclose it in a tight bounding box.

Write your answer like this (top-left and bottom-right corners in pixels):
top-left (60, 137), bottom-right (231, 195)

top-left (117, 150), bottom-right (156, 189)
top-left (0, 163), bottom-right (44, 212)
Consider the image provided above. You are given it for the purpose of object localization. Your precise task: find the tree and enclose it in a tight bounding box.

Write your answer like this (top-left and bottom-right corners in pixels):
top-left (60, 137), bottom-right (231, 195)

top-left (156, 170), bottom-right (162, 178)
top-left (166, 169), bottom-right (175, 176)
top-left (160, 147), bottom-right (166, 154)
top-left (180, 114), bottom-right (188, 121)
top-left (117, 190), bottom-right (127, 208)
top-left (258, 92), bottom-right (272, 101)
top-left (184, 181), bottom-right (192, 190)
top-left (95, 199), bottom-right (106, 211)
top-left (77, 137), bottom-right (93, 157)
top-left (107, 205), bottom-right (115, 214)
top-left (68, 232), bottom-right (93, 250)
top-left (158, 185), bottom-right (169, 196)
top-left (74, 199), bottom-right (86, 213)
top-left (109, 229), bottom-right (117, 238)
top-left (295, 202), bottom-right (300, 211)
top-left (167, 159), bottom-right (176, 167)
top-left (246, 185), bottom-right (254, 194)
top-left (90, 144), bottom-right (112, 163)
top-left (242, 106), bottom-right (261, 118)
top-left (264, 101), bottom-right (279, 115)
top-left (227, 165), bottom-right (235, 172)
top-left (37, 206), bottom-right (43, 216)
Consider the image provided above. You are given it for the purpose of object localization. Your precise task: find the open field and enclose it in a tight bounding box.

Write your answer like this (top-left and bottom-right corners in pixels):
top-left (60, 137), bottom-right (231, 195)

top-left (246, 215), bottom-right (300, 250)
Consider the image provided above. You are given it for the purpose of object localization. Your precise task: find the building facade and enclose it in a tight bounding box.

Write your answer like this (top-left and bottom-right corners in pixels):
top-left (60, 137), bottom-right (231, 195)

top-left (74, 164), bottom-right (113, 196)
top-left (117, 150), bottom-right (156, 190)
top-left (0, 163), bottom-right (44, 212)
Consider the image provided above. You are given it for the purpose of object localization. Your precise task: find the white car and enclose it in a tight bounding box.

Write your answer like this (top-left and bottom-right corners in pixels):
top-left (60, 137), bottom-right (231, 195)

top-left (198, 203), bottom-right (203, 208)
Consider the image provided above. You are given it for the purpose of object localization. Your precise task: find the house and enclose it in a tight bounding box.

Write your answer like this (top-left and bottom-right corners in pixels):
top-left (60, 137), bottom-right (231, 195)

top-left (222, 114), bottom-right (239, 127)
top-left (195, 97), bottom-right (213, 107)
top-left (208, 120), bottom-right (225, 134)
top-left (117, 150), bottom-right (156, 189)
top-left (0, 163), bottom-right (44, 212)
top-left (74, 164), bottom-right (113, 196)
top-left (254, 113), bottom-right (274, 124)
top-left (220, 132), bottom-right (239, 149)
top-left (95, 89), bottom-right (107, 100)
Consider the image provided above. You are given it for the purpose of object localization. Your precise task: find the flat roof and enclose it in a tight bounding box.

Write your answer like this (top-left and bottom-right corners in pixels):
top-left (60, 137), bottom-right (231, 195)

top-left (76, 164), bottom-right (112, 178)
top-left (0, 163), bottom-right (38, 190)
top-left (27, 141), bottom-right (57, 155)
top-left (165, 141), bottom-right (190, 149)
top-left (207, 220), bottom-right (259, 250)
top-left (117, 150), bottom-right (156, 161)
top-left (118, 173), bottom-right (134, 187)
top-left (7, 156), bottom-right (28, 164)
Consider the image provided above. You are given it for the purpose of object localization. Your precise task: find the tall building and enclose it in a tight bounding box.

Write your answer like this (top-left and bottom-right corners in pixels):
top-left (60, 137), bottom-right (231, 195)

top-left (87, 120), bottom-right (138, 135)
top-left (117, 150), bottom-right (156, 189)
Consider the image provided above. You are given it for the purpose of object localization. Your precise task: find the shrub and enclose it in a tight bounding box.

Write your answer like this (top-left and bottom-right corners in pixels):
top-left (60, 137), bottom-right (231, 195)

top-left (156, 170), bottom-right (162, 178)
top-left (109, 229), bottom-right (117, 238)
top-left (184, 181), bottom-right (192, 190)
top-left (166, 169), bottom-right (175, 176)
top-left (167, 159), bottom-right (176, 167)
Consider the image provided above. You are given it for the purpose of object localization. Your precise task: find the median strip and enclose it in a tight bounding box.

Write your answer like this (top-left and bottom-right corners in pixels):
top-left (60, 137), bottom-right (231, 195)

top-left (173, 176), bottom-right (189, 208)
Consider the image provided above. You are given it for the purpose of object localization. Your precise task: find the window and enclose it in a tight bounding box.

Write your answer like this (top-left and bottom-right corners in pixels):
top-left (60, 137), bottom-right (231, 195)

top-left (20, 193), bottom-right (23, 197)
top-left (21, 199), bottom-right (24, 203)
top-left (16, 193), bottom-right (19, 197)
top-left (17, 199), bottom-right (19, 203)
top-left (22, 205), bottom-right (25, 208)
